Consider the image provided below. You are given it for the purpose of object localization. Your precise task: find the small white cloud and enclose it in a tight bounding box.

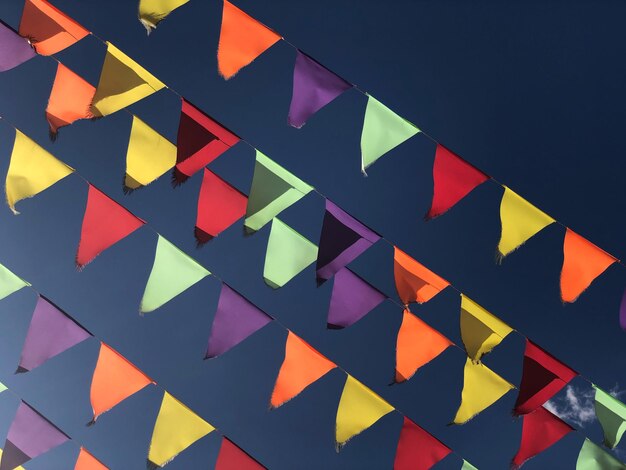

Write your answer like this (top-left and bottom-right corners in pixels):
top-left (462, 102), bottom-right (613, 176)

top-left (544, 385), bottom-right (617, 427)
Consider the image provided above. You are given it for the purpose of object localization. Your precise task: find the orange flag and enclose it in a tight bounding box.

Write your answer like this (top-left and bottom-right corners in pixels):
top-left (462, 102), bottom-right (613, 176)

top-left (217, 0), bottom-right (281, 79)
top-left (394, 247), bottom-right (449, 305)
top-left (560, 229), bottom-right (617, 303)
top-left (74, 448), bottom-right (107, 470)
top-left (270, 332), bottom-right (336, 408)
top-left (89, 342), bottom-right (154, 424)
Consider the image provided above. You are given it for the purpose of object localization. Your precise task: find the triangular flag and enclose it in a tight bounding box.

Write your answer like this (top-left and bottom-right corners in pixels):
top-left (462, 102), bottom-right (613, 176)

top-left (173, 99), bottom-right (239, 184)
top-left (326, 268), bottom-right (386, 329)
top-left (148, 392), bottom-right (215, 468)
top-left (18, 0), bottom-right (89, 55)
top-left (425, 144), bottom-right (489, 220)
top-left (0, 263), bottom-right (30, 301)
top-left (394, 247), bottom-right (449, 305)
top-left (91, 42), bottom-right (165, 117)
top-left (5, 129), bottom-right (74, 214)
top-left (452, 358), bottom-right (514, 425)
top-left (577, 438), bottom-right (626, 470)
top-left (360, 95), bottom-right (419, 174)
top-left (395, 309), bottom-right (453, 383)
top-left (140, 235), bottom-right (210, 313)
top-left (217, 0), bottom-right (281, 79)
top-left (288, 50), bottom-right (352, 128)
top-left (270, 332), bottom-right (336, 408)
top-left (263, 218), bottom-right (318, 289)
top-left (0, 402), bottom-right (69, 470)
top-left (75, 448), bottom-right (107, 470)
top-left (560, 229), bottom-right (617, 303)
top-left (195, 168), bottom-right (247, 244)
top-left (90, 342), bottom-right (153, 423)
top-left (244, 150), bottom-right (313, 233)
top-left (335, 375), bottom-right (394, 449)
top-left (205, 284), bottom-right (272, 358)
top-left (460, 295), bottom-right (513, 363)
top-left (0, 450), bottom-right (23, 470)
top-left (394, 417), bottom-right (451, 470)
top-left (138, 0), bottom-right (189, 34)
top-left (594, 385), bottom-right (626, 448)
top-left (514, 340), bottom-right (577, 416)
top-left (511, 406), bottom-right (574, 469)
top-left (124, 115), bottom-right (176, 192)
top-left (17, 296), bottom-right (91, 373)
top-left (0, 384), bottom-right (6, 394)
top-left (461, 460), bottom-right (479, 470)
top-left (0, 22), bottom-right (36, 72)
top-left (215, 438), bottom-right (265, 470)
top-left (316, 200), bottom-right (380, 282)
top-left (497, 187), bottom-right (555, 260)
top-left (76, 185), bottom-right (145, 268)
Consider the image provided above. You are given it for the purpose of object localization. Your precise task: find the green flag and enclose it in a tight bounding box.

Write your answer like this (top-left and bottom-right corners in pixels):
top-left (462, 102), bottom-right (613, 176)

top-left (263, 218), bottom-right (318, 288)
top-left (462, 460), bottom-right (479, 470)
top-left (244, 150), bottom-right (313, 233)
top-left (576, 438), bottom-right (626, 469)
top-left (0, 382), bottom-right (7, 393)
top-left (360, 94), bottom-right (419, 174)
top-left (594, 385), bottom-right (626, 448)
top-left (0, 263), bottom-right (30, 301)
top-left (140, 235), bottom-right (210, 313)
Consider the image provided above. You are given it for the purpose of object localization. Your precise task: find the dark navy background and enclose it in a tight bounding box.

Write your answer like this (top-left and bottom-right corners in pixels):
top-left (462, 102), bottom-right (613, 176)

top-left (0, 1), bottom-right (625, 468)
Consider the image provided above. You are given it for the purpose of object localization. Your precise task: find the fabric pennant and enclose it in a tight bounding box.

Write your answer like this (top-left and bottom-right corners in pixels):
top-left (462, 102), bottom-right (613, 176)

top-left (245, 150), bottom-right (313, 233)
top-left (215, 438), bottom-right (265, 470)
top-left (0, 384), bottom-right (6, 394)
top-left (394, 417), bottom-right (451, 470)
top-left (288, 50), bottom-right (352, 128)
top-left (0, 450), bottom-right (23, 470)
top-left (75, 448), bottom-right (107, 470)
top-left (148, 392), bottom-right (215, 468)
top-left (140, 235), bottom-right (210, 313)
top-left (0, 22), bottom-right (37, 72)
top-left (138, 0), bottom-right (190, 34)
top-left (263, 218), bottom-right (318, 289)
top-left (460, 295), bottom-right (513, 363)
top-left (205, 284), bottom-right (272, 358)
top-left (0, 263), bottom-right (30, 301)
top-left (620, 289), bottom-right (626, 332)
top-left (394, 247), bottom-right (449, 305)
top-left (461, 460), bottom-right (479, 470)
top-left (594, 385), bottom-right (626, 448)
top-left (576, 438), bottom-right (626, 470)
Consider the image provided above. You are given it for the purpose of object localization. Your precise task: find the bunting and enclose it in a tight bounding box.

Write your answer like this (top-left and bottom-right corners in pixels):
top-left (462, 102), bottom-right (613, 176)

top-left (75, 448), bottom-right (107, 470)
top-left (138, 0), bottom-right (190, 34)
top-left (394, 247), bottom-right (449, 305)
top-left (460, 295), bottom-right (513, 363)
top-left (0, 263), bottom-right (30, 301)
top-left (393, 417), bottom-right (451, 470)
top-left (215, 438), bottom-right (265, 470)
top-left (594, 385), bottom-right (626, 449)
top-left (0, 22), bottom-right (37, 72)
top-left (576, 438), bottom-right (626, 470)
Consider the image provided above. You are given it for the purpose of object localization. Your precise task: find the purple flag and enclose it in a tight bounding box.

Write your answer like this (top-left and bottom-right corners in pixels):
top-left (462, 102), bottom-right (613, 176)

top-left (17, 296), bottom-right (91, 373)
top-left (327, 268), bottom-right (386, 329)
top-left (287, 50), bottom-right (352, 128)
top-left (620, 288), bottom-right (626, 331)
top-left (205, 284), bottom-right (272, 358)
top-left (316, 200), bottom-right (380, 283)
top-left (1, 402), bottom-right (69, 470)
top-left (0, 22), bottom-right (36, 72)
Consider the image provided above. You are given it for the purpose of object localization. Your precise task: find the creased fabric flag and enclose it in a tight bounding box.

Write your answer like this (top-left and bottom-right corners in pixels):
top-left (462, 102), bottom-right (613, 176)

top-left (0, 263), bottom-right (30, 301)
top-left (326, 267), bottom-right (386, 329)
top-left (18, 0), bottom-right (89, 55)
top-left (425, 144), bottom-right (489, 220)
top-left (76, 185), bottom-right (145, 269)
top-left (217, 0), bottom-right (281, 79)
top-left (288, 50), bottom-right (352, 128)
top-left (453, 358), bottom-right (514, 425)
top-left (594, 385), bottom-right (626, 449)
top-left (17, 296), bottom-right (91, 373)
top-left (138, 0), bottom-right (189, 34)
top-left (360, 95), bottom-right (419, 174)
top-left (0, 384), bottom-right (6, 394)
top-left (215, 438), bottom-right (265, 470)
top-left (395, 309), bottom-right (452, 383)
top-left (205, 284), bottom-right (272, 358)
top-left (90, 342), bottom-right (153, 423)
top-left (270, 332), bottom-right (336, 408)
top-left (245, 150), bottom-right (313, 233)
top-left (461, 460), bottom-right (479, 470)
top-left (148, 392), bottom-right (215, 468)
top-left (0, 22), bottom-right (36, 72)
top-left (0, 402), bottom-right (69, 470)
top-left (316, 200), bottom-right (380, 283)
top-left (620, 289), bottom-right (626, 332)
top-left (195, 168), bottom-right (247, 244)
top-left (91, 42), bottom-right (165, 117)
top-left (577, 438), bottom-right (626, 470)
top-left (75, 448), bottom-right (107, 470)
top-left (124, 115), bottom-right (176, 192)
top-left (514, 340), bottom-right (577, 416)
top-left (460, 295), bottom-right (513, 363)
top-left (0, 450), bottom-right (23, 470)
top-left (560, 228), bottom-right (617, 303)
top-left (335, 375), bottom-right (394, 450)
top-left (174, 99), bottom-right (239, 184)
top-left (394, 247), bottom-right (449, 305)
top-left (263, 218), bottom-right (318, 288)
top-left (394, 417), bottom-right (451, 470)
top-left (140, 235), bottom-right (210, 313)
top-left (6, 129), bottom-right (74, 214)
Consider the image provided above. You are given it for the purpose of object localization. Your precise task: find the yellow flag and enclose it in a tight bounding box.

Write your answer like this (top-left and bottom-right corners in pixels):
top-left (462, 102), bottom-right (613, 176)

top-left (497, 187), bottom-right (555, 260)
top-left (125, 116), bottom-right (176, 191)
top-left (460, 295), bottom-right (513, 362)
top-left (148, 392), bottom-right (215, 467)
top-left (5, 130), bottom-right (74, 214)
top-left (335, 375), bottom-right (394, 449)
top-left (138, 0), bottom-right (190, 34)
top-left (453, 358), bottom-right (514, 424)
top-left (91, 42), bottom-right (165, 117)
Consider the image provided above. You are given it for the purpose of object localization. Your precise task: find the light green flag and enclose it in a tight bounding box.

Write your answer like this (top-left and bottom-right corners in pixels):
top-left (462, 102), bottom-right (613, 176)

top-left (244, 150), bottom-right (313, 233)
top-left (140, 235), bottom-right (210, 313)
top-left (360, 94), bottom-right (419, 174)
top-left (0, 382), bottom-right (7, 393)
top-left (576, 438), bottom-right (626, 469)
top-left (594, 385), bottom-right (626, 448)
top-left (0, 263), bottom-right (30, 301)
top-left (263, 218), bottom-right (318, 289)
top-left (462, 460), bottom-right (479, 470)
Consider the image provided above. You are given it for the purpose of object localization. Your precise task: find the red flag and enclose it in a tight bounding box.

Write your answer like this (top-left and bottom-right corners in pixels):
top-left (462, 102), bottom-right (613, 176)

top-left (394, 417), bottom-right (451, 470)
top-left (215, 437), bottom-right (265, 470)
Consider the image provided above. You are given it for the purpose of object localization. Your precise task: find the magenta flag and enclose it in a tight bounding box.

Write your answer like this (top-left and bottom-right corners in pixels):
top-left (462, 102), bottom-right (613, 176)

top-left (288, 50), bottom-right (352, 128)
top-left (0, 22), bottom-right (36, 72)
top-left (620, 288), bottom-right (626, 331)
top-left (327, 268), bottom-right (386, 328)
